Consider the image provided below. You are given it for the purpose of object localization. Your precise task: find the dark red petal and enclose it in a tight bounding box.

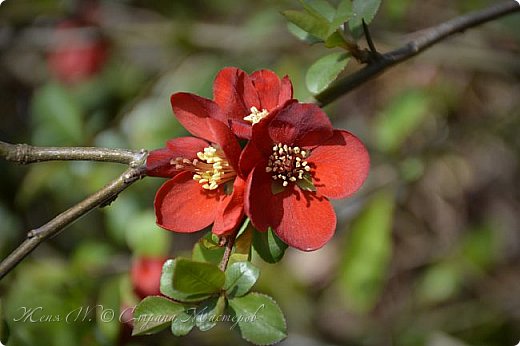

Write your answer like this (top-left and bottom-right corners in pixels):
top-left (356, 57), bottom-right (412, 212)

top-left (213, 67), bottom-right (259, 121)
top-left (154, 171), bottom-right (222, 233)
top-left (146, 137), bottom-right (208, 178)
top-left (267, 102), bottom-right (333, 148)
top-left (230, 120), bottom-right (253, 140)
top-left (250, 70), bottom-right (283, 111)
top-left (238, 141), bottom-right (266, 177)
top-left (310, 130), bottom-right (370, 199)
top-left (245, 165), bottom-right (336, 251)
top-left (213, 176), bottom-right (246, 236)
top-left (170, 93), bottom-right (242, 171)
top-left (278, 75), bottom-right (293, 105)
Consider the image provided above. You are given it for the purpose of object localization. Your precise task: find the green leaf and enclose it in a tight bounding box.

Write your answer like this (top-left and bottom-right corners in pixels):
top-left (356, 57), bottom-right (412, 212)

top-left (374, 89), bottom-right (430, 152)
top-left (96, 277), bottom-right (121, 343)
top-left (324, 30), bottom-right (348, 48)
top-left (295, 175), bottom-right (317, 192)
top-left (306, 52), bottom-right (350, 94)
top-left (299, 0), bottom-right (336, 22)
top-left (252, 228), bottom-right (288, 264)
top-left (229, 220), bottom-right (253, 266)
top-left (31, 82), bottom-right (85, 146)
top-left (332, 0), bottom-right (353, 28)
top-left (194, 296), bottom-right (226, 331)
top-left (338, 190), bottom-right (394, 313)
top-left (132, 296), bottom-right (185, 336)
top-left (282, 10), bottom-right (331, 40)
top-left (192, 232), bottom-right (225, 265)
top-left (160, 258), bottom-right (225, 302)
top-left (228, 292), bottom-right (287, 345)
top-left (225, 262), bottom-right (260, 298)
top-left (349, 0), bottom-right (382, 39)
top-left (287, 22), bottom-right (323, 45)
top-left (170, 309), bottom-right (195, 336)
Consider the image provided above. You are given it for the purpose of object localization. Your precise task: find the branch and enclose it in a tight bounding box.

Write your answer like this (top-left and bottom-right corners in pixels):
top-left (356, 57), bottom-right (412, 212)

top-left (0, 140), bottom-right (143, 165)
top-left (315, 1), bottom-right (520, 107)
top-left (0, 148), bottom-right (148, 280)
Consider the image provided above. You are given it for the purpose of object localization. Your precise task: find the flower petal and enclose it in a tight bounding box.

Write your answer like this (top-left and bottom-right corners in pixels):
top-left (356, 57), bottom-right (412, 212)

top-left (245, 165), bottom-right (336, 251)
top-left (146, 137), bottom-right (209, 178)
top-left (155, 171), bottom-right (222, 233)
top-left (213, 176), bottom-right (246, 236)
top-left (171, 93), bottom-right (242, 171)
top-left (278, 75), bottom-right (293, 105)
top-left (310, 130), bottom-right (370, 199)
top-left (250, 70), bottom-right (292, 111)
top-left (213, 67), bottom-right (259, 122)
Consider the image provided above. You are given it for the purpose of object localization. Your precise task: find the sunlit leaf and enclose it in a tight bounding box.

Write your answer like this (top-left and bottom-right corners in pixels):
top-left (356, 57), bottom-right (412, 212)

top-left (225, 262), bottom-right (260, 298)
top-left (282, 10), bottom-right (331, 40)
top-left (192, 232), bottom-right (226, 265)
top-left (170, 308), bottom-right (195, 336)
top-left (306, 52), bottom-right (350, 94)
top-left (349, 0), bottom-right (382, 39)
top-left (299, 0), bottom-right (336, 22)
top-left (228, 292), bottom-right (287, 345)
top-left (132, 296), bottom-right (184, 336)
top-left (194, 296), bottom-right (226, 331)
top-left (338, 190), bottom-right (394, 313)
top-left (252, 228), bottom-right (288, 264)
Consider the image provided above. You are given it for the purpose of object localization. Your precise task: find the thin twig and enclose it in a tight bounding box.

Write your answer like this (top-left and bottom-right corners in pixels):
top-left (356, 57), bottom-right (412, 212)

top-left (0, 150), bottom-right (148, 280)
top-left (219, 233), bottom-right (237, 272)
top-left (315, 1), bottom-right (520, 107)
top-left (0, 140), bottom-right (143, 165)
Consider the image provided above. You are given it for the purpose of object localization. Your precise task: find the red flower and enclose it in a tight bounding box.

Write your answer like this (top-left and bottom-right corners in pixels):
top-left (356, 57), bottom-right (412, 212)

top-left (241, 101), bottom-right (370, 251)
top-left (213, 67), bottom-right (293, 139)
top-left (131, 257), bottom-right (167, 299)
top-left (146, 92), bottom-right (245, 236)
top-left (47, 20), bottom-right (108, 84)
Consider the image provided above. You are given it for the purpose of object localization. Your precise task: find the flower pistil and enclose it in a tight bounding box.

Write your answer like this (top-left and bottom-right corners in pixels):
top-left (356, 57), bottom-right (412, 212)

top-left (243, 106), bottom-right (269, 125)
top-left (265, 143), bottom-right (311, 187)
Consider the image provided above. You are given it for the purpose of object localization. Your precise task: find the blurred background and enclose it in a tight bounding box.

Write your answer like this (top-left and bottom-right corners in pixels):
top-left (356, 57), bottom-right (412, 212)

top-left (0, 0), bottom-right (519, 345)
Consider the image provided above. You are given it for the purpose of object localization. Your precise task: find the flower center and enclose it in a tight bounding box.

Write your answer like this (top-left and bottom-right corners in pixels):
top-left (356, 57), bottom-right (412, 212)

top-left (171, 145), bottom-right (236, 190)
top-left (243, 106), bottom-right (269, 125)
top-left (265, 143), bottom-right (311, 187)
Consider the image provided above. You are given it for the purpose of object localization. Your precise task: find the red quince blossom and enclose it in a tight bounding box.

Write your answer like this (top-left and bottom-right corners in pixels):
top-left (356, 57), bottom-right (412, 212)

top-left (213, 67), bottom-right (293, 139)
top-left (241, 101), bottom-right (370, 251)
top-left (47, 20), bottom-right (108, 84)
top-left (146, 92), bottom-right (245, 236)
top-left (131, 257), bottom-right (167, 299)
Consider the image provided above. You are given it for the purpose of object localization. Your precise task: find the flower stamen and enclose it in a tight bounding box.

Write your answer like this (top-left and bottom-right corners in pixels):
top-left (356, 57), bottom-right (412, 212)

top-left (244, 106), bottom-right (269, 125)
top-left (171, 145), bottom-right (236, 190)
top-left (266, 143), bottom-right (312, 187)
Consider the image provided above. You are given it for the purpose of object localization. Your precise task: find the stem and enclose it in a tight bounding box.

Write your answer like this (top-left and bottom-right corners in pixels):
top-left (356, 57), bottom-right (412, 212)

top-left (315, 1), bottom-right (520, 106)
top-left (219, 233), bottom-right (237, 272)
top-left (0, 140), bottom-right (144, 165)
top-left (0, 150), bottom-right (148, 280)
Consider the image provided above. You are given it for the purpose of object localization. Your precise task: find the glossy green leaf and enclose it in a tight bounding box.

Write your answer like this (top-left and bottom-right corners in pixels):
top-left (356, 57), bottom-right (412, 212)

top-left (31, 82), bottom-right (85, 146)
top-left (287, 22), bottom-right (323, 44)
top-left (194, 296), bottom-right (226, 331)
top-left (332, 0), bottom-right (353, 28)
top-left (282, 10), bottom-right (331, 40)
top-left (170, 309), bottom-right (195, 336)
top-left (225, 262), bottom-right (260, 298)
top-left (229, 220), bottom-right (254, 266)
top-left (160, 258), bottom-right (225, 302)
top-left (192, 232), bottom-right (225, 265)
top-left (324, 30), bottom-right (348, 48)
top-left (306, 52), bottom-right (350, 94)
top-left (338, 190), bottom-right (394, 313)
top-left (228, 292), bottom-right (287, 345)
top-left (252, 228), bottom-right (288, 264)
top-left (374, 89), bottom-right (430, 152)
top-left (299, 0), bottom-right (336, 22)
top-left (132, 296), bottom-right (185, 336)
top-left (349, 0), bottom-right (382, 39)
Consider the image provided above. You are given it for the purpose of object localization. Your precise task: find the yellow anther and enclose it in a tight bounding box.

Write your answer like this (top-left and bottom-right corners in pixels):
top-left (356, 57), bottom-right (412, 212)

top-left (244, 106), bottom-right (269, 125)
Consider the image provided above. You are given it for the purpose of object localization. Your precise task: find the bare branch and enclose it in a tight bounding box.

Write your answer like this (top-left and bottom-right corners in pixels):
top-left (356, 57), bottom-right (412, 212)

top-left (0, 140), bottom-right (144, 165)
top-left (0, 150), bottom-right (148, 280)
top-left (315, 1), bottom-right (520, 107)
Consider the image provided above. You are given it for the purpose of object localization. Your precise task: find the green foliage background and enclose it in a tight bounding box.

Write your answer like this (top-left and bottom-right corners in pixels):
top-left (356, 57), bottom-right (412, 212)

top-left (0, 0), bottom-right (519, 345)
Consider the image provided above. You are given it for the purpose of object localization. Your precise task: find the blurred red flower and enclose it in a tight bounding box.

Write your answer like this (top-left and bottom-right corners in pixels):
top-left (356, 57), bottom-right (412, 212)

top-left (131, 257), bottom-right (167, 299)
top-left (241, 101), bottom-right (370, 251)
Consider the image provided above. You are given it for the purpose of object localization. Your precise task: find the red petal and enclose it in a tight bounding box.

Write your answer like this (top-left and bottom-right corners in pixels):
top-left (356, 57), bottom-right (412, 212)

top-left (213, 176), bottom-right (246, 236)
top-left (245, 165), bottom-right (336, 251)
top-left (278, 75), bottom-right (293, 105)
top-left (238, 141), bottom-right (266, 177)
top-left (310, 130), bottom-right (370, 199)
top-left (146, 137), bottom-right (208, 178)
top-left (170, 93), bottom-right (242, 171)
top-left (268, 102), bottom-right (333, 148)
top-left (213, 67), bottom-right (259, 122)
top-left (154, 171), bottom-right (222, 233)
top-left (250, 70), bottom-right (284, 111)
